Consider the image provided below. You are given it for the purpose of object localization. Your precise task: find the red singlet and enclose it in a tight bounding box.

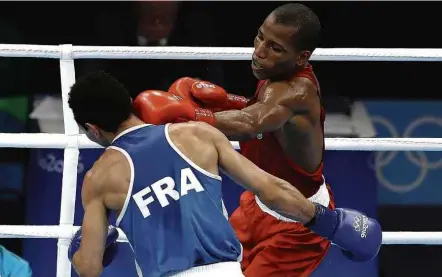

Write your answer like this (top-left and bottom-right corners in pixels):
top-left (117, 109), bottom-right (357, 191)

top-left (230, 64), bottom-right (334, 277)
top-left (239, 63), bottom-right (325, 197)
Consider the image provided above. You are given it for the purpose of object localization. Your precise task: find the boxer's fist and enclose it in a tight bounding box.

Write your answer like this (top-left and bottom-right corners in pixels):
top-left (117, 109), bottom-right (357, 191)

top-left (68, 226), bottom-right (119, 267)
top-left (307, 204), bottom-right (382, 262)
top-left (169, 77), bottom-right (228, 107)
top-left (134, 90), bottom-right (216, 125)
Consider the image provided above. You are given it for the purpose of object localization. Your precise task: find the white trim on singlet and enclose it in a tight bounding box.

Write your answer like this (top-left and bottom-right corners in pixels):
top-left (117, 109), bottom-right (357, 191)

top-left (112, 124), bottom-right (152, 143)
top-left (109, 123), bottom-right (151, 226)
top-left (164, 125), bottom-right (241, 259)
top-left (167, 262), bottom-right (244, 277)
top-left (125, 242), bottom-right (144, 277)
top-left (255, 177), bottom-right (330, 223)
top-left (164, 123), bottom-right (222, 181)
top-left (107, 146), bottom-right (135, 227)
top-left (109, 124), bottom-right (237, 269)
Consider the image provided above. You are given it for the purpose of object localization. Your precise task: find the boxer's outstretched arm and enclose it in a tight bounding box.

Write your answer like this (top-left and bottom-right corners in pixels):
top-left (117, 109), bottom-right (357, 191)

top-left (205, 123), bottom-right (315, 223)
top-left (214, 78), bottom-right (318, 140)
top-left (72, 171), bottom-right (108, 277)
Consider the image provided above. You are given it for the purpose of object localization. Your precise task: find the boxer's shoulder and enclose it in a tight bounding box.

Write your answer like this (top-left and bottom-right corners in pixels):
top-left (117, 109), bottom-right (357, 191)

top-left (167, 122), bottom-right (219, 176)
top-left (257, 81), bottom-right (290, 103)
top-left (288, 77), bottom-right (318, 102)
top-left (168, 121), bottom-right (219, 153)
top-left (290, 75), bottom-right (317, 88)
top-left (85, 149), bottom-right (128, 189)
top-left (258, 78), bottom-right (317, 108)
top-left (168, 121), bottom-right (217, 140)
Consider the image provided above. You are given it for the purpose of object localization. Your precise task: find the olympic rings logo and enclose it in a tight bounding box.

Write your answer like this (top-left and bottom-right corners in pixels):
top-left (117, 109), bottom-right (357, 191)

top-left (353, 214), bottom-right (368, 238)
top-left (353, 215), bottom-right (362, 231)
top-left (38, 151), bottom-right (85, 174)
top-left (369, 116), bottom-right (442, 193)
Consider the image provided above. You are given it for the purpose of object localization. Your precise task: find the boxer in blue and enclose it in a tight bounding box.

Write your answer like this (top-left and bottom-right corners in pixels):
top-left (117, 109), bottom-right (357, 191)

top-left (66, 71), bottom-right (382, 277)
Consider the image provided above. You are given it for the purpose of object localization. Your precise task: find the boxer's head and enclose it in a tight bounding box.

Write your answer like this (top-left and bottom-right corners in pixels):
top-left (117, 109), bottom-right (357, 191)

top-left (252, 3), bottom-right (320, 80)
top-left (68, 71), bottom-right (136, 147)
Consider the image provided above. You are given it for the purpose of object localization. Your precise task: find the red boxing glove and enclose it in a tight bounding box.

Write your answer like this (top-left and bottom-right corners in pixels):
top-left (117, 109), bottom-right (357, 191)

top-left (169, 77), bottom-right (248, 112)
top-left (168, 77), bottom-right (199, 108)
top-left (133, 90), bottom-right (216, 126)
top-left (209, 93), bottom-right (249, 112)
top-left (168, 77), bottom-right (228, 107)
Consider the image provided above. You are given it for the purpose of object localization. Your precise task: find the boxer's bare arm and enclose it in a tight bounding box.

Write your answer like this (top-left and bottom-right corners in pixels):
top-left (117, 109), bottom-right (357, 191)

top-left (214, 78), bottom-right (319, 140)
top-left (72, 152), bottom-right (120, 277)
top-left (189, 122), bottom-right (316, 224)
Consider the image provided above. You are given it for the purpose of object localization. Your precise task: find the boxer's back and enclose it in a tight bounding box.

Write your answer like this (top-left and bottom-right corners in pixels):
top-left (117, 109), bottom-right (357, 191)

top-left (109, 123), bottom-right (242, 277)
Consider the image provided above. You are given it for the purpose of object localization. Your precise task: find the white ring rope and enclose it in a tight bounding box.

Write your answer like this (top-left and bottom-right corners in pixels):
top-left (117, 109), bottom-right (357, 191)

top-left (0, 225), bottom-right (440, 245)
top-left (0, 43), bottom-right (440, 276)
top-left (2, 133), bottom-right (442, 152)
top-left (2, 44), bottom-right (442, 61)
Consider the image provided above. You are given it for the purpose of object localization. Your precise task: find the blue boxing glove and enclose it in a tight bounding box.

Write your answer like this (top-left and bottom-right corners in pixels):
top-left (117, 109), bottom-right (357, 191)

top-left (306, 203), bottom-right (382, 262)
top-left (68, 226), bottom-right (119, 267)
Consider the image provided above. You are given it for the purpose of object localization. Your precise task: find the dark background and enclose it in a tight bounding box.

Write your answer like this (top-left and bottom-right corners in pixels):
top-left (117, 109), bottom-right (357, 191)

top-left (1, 2), bottom-right (441, 100)
top-left (0, 2), bottom-right (441, 276)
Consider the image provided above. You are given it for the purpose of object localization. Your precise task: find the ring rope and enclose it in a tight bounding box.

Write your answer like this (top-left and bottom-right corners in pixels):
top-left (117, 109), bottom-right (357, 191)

top-left (0, 225), bottom-right (440, 245)
top-left (2, 44), bottom-right (442, 61)
top-left (0, 43), bottom-right (439, 277)
top-left (1, 133), bottom-right (442, 151)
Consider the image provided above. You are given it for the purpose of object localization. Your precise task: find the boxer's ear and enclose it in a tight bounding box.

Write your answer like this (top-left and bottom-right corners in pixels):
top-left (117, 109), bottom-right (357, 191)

top-left (296, 50), bottom-right (311, 66)
top-left (85, 123), bottom-right (100, 139)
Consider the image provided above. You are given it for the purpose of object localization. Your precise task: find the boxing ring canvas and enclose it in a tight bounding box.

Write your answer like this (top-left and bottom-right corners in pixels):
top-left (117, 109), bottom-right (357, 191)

top-left (0, 44), bottom-right (442, 277)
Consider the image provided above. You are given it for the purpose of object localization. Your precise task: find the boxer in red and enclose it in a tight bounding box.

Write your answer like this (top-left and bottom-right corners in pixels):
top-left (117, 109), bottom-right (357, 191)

top-left (134, 3), bottom-right (378, 277)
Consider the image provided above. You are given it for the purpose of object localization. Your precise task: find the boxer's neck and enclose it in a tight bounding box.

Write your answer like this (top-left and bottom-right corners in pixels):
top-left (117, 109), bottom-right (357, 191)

top-left (105, 115), bottom-right (146, 144)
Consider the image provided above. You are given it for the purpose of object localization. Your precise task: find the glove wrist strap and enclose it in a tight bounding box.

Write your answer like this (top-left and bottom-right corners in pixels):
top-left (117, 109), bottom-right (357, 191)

top-left (305, 203), bottom-right (337, 240)
top-left (194, 108), bottom-right (216, 126)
